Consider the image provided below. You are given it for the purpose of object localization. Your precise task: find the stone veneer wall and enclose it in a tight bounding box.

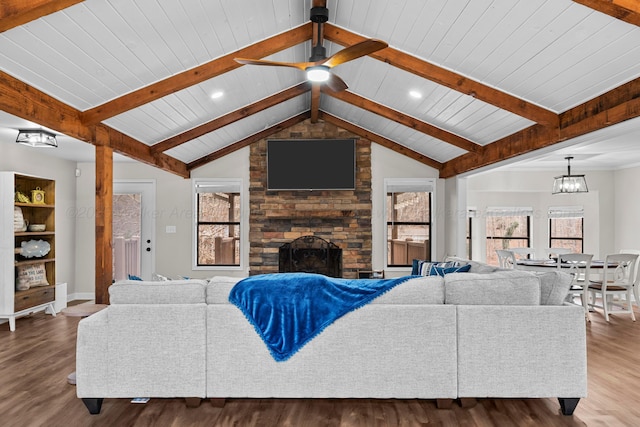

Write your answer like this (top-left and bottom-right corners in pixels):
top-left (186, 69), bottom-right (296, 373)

top-left (249, 119), bottom-right (372, 278)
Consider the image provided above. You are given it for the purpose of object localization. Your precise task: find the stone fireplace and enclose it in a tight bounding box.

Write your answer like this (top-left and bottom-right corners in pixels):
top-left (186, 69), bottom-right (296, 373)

top-left (279, 236), bottom-right (342, 277)
top-left (249, 119), bottom-right (372, 278)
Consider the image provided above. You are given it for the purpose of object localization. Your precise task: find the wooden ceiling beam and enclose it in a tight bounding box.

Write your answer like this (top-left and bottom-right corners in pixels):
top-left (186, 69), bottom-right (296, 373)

top-left (440, 76), bottom-right (640, 178)
top-left (0, 70), bottom-right (188, 178)
top-left (323, 23), bottom-right (559, 128)
top-left (187, 112), bottom-right (310, 170)
top-left (81, 23), bottom-right (312, 126)
top-left (319, 111), bottom-right (442, 170)
top-left (0, 0), bottom-right (84, 33)
top-left (572, 0), bottom-right (640, 26)
top-left (310, 84), bottom-right (321, 123)
top-left (324, 88), bottom-right (481, 153)
top-left (151, 82), bottom-right (310, 154)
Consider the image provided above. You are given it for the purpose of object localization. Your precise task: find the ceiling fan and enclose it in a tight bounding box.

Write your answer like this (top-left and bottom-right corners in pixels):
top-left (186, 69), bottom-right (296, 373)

top-left (234, 6), bottom-right (388, 92)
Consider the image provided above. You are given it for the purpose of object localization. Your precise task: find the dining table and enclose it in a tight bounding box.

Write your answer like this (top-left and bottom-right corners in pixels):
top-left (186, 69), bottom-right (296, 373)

top-left (515, 258), bottom-right (613, 272)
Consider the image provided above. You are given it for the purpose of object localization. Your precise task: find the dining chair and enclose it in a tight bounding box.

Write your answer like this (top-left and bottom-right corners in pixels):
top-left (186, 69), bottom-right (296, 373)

top-left (620, 249), bottom-right (640, 310)
top-left (496, 249), bottom-right (516, 269)
top-left (546, 247), bottom-right (573, 259)
top-left (558, 253), bottom-right (593, 321)
top-left (510, 247), bottom-right (536, 260)
top-left (587, 253), bottom-right (639, 322)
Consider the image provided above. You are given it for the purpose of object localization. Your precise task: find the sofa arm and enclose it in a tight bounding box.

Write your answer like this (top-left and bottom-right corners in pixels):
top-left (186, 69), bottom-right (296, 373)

top-left (456, 304), bottom-right (587, 400)
top-left (76, 309), bottom-right (110, 398)
top-left (76, 304), bottom-right (208, 400)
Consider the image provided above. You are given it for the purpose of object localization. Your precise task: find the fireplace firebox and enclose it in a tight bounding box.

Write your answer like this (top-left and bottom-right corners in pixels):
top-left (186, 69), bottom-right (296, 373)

top-left (278, 236), bottom-right (342, 277)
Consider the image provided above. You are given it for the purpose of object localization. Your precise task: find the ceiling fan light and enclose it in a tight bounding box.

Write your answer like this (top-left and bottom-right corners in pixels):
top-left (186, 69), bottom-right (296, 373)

top-left (15, 129), bottom-right (58, 148)
top-left (306, 65), bottom-right (330, 82)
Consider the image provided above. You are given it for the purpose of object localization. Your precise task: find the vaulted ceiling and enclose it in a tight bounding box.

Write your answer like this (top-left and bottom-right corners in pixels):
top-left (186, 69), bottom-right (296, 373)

top-left (2, 0), bottom-right (640, 179)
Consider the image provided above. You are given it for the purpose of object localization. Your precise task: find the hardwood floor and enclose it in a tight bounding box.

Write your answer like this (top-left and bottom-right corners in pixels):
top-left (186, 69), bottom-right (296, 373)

top-left (1, 304), bottom-right (639, 427)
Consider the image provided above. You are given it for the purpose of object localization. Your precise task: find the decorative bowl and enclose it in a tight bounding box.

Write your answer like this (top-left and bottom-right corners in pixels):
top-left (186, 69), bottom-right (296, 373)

top-left (20, 240), bottom-right (51, 258)
top-left (28, 224), bottom-right (46, 232)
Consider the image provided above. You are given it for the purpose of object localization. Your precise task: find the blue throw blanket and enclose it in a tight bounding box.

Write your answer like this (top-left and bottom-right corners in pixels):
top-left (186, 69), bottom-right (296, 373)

top-left (228, 272), bottom-right (414, 362)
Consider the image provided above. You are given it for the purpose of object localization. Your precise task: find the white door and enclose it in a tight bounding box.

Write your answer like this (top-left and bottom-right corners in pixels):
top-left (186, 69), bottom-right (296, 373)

top-left (113, 180), bottom-right (156, 281)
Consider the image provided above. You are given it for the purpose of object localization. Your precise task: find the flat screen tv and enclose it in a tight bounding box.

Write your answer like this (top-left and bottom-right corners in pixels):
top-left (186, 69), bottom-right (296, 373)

top-left (267, 139), bottom-right (356, 190)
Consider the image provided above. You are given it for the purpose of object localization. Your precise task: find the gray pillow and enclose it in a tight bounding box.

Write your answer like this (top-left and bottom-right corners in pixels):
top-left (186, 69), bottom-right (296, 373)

top-left (533, 271), bottom-right (573, 305)
top-left (444, 270), bottom-right (541, 305)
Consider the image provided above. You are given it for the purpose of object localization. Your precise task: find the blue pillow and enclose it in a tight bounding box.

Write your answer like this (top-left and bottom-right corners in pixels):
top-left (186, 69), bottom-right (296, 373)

top-left (428, 264), bottom-right (471, 277)
top-left (127, 274), bottom-right (142, 281)
top-left (413, 260), bottom-right (460, 276)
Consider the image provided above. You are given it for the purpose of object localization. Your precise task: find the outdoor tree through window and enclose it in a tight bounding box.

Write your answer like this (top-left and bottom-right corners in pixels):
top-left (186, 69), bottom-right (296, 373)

top-left (485, 208), bottom-right (532, 266)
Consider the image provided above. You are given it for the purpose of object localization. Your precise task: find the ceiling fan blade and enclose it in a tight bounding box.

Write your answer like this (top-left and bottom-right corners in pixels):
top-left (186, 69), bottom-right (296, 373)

top-left (322, 39), bottom-right (388, 68)
top-left (324, 73), bottom-right (348, 92)
top-left (234, 58), bottom-right (311, 71)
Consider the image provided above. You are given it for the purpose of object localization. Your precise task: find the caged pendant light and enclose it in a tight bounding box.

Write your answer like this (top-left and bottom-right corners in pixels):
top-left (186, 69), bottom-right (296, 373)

top-left (552, 156), bottom-right (588, 194)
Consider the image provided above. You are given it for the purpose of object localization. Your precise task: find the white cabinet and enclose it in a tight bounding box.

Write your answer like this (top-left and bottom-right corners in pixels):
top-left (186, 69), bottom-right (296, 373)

top-left (1, 172), bottom-right (56, 331)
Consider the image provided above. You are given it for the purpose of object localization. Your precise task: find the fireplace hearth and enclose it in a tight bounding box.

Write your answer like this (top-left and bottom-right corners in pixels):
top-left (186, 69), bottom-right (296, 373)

top-left (279, 236), bottom-right (342, 277)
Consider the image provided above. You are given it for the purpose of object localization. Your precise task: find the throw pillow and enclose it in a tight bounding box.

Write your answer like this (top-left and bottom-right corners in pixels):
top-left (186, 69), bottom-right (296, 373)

top-left (412, 260), bottom-right (460, 276)
top-left (16, 263), bottom-right (49, 287)
top-left (429, 263), bottom-right (471, 277)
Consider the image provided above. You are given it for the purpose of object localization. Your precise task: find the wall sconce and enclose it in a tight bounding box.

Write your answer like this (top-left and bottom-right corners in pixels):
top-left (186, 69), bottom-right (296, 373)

top-left (16, 129), bottom-right (58, 148)
top-left (552, 156), bottom-right (588, 194)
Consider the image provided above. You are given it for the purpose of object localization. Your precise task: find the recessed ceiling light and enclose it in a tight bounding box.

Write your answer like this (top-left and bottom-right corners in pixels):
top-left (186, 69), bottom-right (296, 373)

top-left (409, 90), bottom-right (422, 99)
top-left (211, 91), bottom-right (224, 99)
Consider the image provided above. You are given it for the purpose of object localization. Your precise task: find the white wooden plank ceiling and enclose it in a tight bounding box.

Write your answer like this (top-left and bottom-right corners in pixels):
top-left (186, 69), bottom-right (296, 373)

top-left (1, 0), bottom-right (640, 171)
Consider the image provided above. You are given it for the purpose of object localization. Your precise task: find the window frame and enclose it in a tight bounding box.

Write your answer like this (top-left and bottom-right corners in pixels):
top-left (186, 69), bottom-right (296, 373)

top-left (192, 178), bottom-right (244, 271)
top-left (485, 207), bottom-right (532, 265)
top-left (384, 178), bottom-right (435, 270)
top-left (548, 207), bottom-right (584, 253)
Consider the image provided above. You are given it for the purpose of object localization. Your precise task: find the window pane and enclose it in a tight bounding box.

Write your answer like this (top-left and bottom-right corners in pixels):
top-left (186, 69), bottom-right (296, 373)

top-left (198, 224), bottom-right (239, 265)
top-left (486, 215), bottom-right (528, 238)
top-left (550, 218), bottom-right (582, 238)
top-left (549, 239), bottom-right (583, 253)
top-left (387, 224), bottom-right (430, 266)
top-left (387, 192), bottom-right (429, 222)
top-left (198, 192), bottom-right (240, 222)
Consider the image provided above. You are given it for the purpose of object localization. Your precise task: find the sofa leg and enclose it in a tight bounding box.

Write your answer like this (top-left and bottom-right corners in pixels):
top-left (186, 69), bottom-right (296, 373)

top-left (459, 398), bottom-right (477, 408)
top-left (185, 397), bottom-right (202, 408)
top-left (82, 398), bottom-right (104, 415)
top-left (210, 398), bottom-right (226, 407)
top-left (558, 398), bottom-right (580, 415)
top-left (436, 399), bottom-right (453, 409)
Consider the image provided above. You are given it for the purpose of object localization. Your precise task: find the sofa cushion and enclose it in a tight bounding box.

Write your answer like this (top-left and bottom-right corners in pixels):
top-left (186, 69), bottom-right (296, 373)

top-left (444, 270), bottom-right (540, 305)
top-left (372, 276), bottom-right (444, 304)
top-left (533, 270), bottom-right (573, 305)
top-left (444, 256), bottom-right (502, 273)
top-left (206, 276), bottom-right (243, 303)
top-left (109, 280), bottom-right (207, 304)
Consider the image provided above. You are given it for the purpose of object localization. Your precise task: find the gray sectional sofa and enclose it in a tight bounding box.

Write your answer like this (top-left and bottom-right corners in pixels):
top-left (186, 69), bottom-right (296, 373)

top-left (75, 262), bottom-right (587, 416)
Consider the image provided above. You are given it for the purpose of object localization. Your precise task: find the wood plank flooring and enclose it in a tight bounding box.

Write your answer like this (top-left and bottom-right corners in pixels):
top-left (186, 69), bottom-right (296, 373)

top-left (1, 303), bottom-right (640, 427)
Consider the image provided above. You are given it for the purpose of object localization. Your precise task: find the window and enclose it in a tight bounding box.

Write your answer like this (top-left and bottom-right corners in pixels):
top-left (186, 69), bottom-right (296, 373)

top-left (385, 179), bottom-right (434, 267)
top-left (549, 207), bottom-right (584, 253)
top-left (467, 209), bottom-right (477, 260)
top-left (194, 180), bottom-right (242, 267)
top-left (485, 207), bottom-right (532, 266)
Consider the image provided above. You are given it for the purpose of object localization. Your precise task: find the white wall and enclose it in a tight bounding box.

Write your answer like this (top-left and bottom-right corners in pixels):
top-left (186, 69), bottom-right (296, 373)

top-left (614, 165), bottom-right (640, 251)
top-left (370, 144), bottom-right (441, 276)
top-left (1, 141), bottom-right (77, 297)
top-left (75, 148), bottom-right (251, 295)
top-left (73, 143), bottom-right (441, 292)
top-left (465, 169), bottom-right (616, 262)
